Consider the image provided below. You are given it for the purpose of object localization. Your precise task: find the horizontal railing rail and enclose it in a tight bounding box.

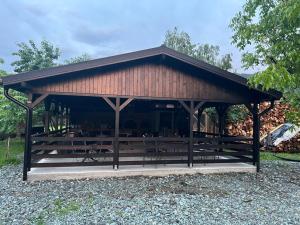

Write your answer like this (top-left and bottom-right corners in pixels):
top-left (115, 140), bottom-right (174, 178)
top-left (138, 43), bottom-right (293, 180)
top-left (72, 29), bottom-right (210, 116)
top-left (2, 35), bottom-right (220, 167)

top-left (30, 135), bottom-right (254, 168)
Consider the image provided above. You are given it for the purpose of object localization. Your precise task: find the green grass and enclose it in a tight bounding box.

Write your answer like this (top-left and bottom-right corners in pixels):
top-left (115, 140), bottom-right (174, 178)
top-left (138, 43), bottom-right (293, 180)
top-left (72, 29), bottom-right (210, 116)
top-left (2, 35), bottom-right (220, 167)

top-left (53, 199), bottom-right (80, 216)
top-left (261, 151), bottom-right (300, 161)
top-left (0, 138), bottom-right (24, 167)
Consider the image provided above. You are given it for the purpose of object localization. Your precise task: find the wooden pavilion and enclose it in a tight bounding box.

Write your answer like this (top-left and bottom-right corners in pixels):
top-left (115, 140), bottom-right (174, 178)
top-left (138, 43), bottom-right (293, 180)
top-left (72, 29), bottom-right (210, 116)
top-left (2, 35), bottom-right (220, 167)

top-left (0, 46), bottom-right (281, 181)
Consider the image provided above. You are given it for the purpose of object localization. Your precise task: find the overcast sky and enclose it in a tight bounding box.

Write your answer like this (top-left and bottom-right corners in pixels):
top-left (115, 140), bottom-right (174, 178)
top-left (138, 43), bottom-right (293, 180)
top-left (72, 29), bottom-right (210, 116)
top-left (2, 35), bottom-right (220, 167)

top-left (0, 0), bottom-right (252, 73)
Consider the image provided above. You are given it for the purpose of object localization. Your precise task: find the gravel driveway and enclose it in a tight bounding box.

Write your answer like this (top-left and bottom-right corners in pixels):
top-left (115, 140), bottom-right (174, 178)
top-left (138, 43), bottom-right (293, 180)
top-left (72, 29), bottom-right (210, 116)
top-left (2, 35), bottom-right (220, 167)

top-left (0, 161), bottom-right (299, 225)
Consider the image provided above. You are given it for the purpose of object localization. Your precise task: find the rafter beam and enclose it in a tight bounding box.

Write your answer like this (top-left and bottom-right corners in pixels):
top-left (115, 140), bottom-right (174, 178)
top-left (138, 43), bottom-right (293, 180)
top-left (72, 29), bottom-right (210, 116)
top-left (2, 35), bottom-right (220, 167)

top-left (194, 101), bottom-right (205, 112)
top-left (120, 98), bottom-right (134, 111)
top-left (179, 100), bottom-right (190, 112)
top-left (29, 94), bottom-right (48, 108)
top-left (102, 97), bottom-right (116, 111)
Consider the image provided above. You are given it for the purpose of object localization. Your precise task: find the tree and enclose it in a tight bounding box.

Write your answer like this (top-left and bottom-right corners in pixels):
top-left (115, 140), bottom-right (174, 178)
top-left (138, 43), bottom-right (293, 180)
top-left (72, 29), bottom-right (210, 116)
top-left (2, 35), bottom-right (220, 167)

top-left (1, 39), bottom-right (61, 137)
top-left (1, 40), bottom-right (93, 137)
top-left (230, 0), bottom-right (300, 125)
top-left (0, 59), bottom-right (27, 137)
top-left (164, 27), bottom-right (232, 70)
top-left (164, 27), bottom-right (247, 125)
top-left (11, 40), bottom-right (60, 73)
top-left (64, 53), bottom-right (91, 64)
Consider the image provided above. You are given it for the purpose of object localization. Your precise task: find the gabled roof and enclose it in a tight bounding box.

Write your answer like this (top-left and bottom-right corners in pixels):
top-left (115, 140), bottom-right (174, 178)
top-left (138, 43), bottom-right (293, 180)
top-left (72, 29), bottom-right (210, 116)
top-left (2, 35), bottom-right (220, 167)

top-left (1, 45), bottom-right (281, 99)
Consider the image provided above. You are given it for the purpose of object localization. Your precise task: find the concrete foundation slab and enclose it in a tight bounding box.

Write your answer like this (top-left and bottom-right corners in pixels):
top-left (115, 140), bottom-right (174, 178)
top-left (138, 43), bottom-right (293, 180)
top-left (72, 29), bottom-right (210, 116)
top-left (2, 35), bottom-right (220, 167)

top-left (28, 158), bottom-right (256, 181)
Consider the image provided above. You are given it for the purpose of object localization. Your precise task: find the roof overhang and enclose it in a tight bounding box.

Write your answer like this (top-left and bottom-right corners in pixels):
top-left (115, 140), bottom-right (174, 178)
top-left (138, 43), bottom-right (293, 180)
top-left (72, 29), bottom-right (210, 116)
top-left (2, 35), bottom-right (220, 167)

top-left (1, 45), bottom-right (282, 101)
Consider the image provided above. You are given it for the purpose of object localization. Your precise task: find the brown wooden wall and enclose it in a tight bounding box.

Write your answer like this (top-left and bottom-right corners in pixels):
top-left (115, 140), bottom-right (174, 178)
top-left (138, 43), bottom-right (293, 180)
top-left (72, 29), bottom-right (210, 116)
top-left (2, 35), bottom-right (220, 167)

top-left (33, 63), bottom-right (248, 102)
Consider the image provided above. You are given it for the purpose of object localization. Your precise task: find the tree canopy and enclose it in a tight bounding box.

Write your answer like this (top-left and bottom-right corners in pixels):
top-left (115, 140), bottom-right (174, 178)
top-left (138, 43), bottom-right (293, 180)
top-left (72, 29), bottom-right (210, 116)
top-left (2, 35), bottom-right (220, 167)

top-left (164, 27), bottom-right (248, 123)
top-left (0, 40), bottom-right (92, 137)
top-left (11, 40), bottom-right (60, 73)
top-left (164, 27), bottom-right (233, 70)
top-left (64, 53), bottom-right (91, 64)
top-left (230, 0), bottom-right (300, 125)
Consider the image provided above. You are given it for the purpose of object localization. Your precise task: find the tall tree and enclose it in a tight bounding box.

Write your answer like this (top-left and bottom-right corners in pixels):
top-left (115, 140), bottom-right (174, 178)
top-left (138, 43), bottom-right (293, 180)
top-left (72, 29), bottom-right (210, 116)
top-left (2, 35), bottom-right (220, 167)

top-left (164, 27), bottom-right (232, 70)
top-left (1, 40), bottom-right (93, 137)
top-left (0, 59), bottom-right (27, 137)
top-left (1, 39), bottom-right (61, 137)
top-left (164, 27), bottom-right (245, 124)
top-left (230, 0), bottom-right (300, 125)
top-left (11, 40), bottom-right (60, 73)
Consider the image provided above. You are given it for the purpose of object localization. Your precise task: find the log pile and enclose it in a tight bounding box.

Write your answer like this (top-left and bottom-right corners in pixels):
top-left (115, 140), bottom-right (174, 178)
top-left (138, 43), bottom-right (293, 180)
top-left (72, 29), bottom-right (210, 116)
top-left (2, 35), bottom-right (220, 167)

top-left (276, 134), bottom-right (300, 152)
top-left (227, 102), bottom-right (299, 152)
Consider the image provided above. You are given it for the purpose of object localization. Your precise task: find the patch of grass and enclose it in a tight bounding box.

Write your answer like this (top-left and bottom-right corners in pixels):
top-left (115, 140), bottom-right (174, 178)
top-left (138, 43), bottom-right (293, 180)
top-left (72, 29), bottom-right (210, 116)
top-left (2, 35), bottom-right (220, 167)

top-left (54, 199), bottom-right (80, 216)
top-left (261, 151), bottom-right (300, 161)
top-left (34, 214), bottom-right (46, 225)
top-left (0, 138), bottom-right (24, 167)
top-left (87, 192), bottom-right (94, 206)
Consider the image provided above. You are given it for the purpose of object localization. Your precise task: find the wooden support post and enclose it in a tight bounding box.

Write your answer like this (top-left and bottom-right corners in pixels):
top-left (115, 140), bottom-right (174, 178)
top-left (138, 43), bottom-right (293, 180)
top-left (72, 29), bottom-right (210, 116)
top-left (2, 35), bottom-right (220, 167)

top-left (60, 105), bottom-right (64, 133)
top-left (216, 105), bottom-right (228, 136)
top-left (25, 94), bottom-right (33, 173)
top-left (252, 103), bottom-right (260, 172)
top-left (44, 101), bottom-right (50, 134)
top-left (114, 98), bottom-right (120, 169)
top-left (26, 108), bottom-right (33, 172)
top-left (66, 107), bottom-right (70, 131)
top-left (189, 101), bottom-right (194, 167)
top-left (197, 107), bottom-right (205, 133)
top-left (197, 109), bottom-right (201, 133)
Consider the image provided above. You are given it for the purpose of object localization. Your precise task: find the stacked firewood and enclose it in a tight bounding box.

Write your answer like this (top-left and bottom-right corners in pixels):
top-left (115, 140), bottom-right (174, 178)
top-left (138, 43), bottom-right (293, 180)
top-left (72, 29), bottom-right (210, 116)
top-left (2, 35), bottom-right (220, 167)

top-left (227, 102), bottom-right (299, 152)
top-left (276, 134), bottom-right (300, 152)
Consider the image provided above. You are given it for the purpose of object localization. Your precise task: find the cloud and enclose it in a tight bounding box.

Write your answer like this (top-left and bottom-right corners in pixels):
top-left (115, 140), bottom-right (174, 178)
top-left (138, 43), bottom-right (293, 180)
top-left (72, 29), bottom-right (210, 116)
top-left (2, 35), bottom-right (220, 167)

top-left (72, 25), bottom-right (122, 46)
top-left (0, 0), bottom-right (255, 73)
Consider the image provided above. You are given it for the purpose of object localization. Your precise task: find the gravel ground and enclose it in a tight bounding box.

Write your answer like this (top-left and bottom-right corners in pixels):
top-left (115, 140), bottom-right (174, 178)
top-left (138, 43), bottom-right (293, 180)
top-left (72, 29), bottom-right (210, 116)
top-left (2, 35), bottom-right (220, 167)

top-left (0, 161), bottom-right (299, 225)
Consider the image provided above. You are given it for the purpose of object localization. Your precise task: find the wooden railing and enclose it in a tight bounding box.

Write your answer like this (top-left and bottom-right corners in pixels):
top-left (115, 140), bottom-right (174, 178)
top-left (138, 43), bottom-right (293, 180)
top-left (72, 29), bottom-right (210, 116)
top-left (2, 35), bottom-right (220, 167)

top-left (30, 136), bottom-right (254, 168)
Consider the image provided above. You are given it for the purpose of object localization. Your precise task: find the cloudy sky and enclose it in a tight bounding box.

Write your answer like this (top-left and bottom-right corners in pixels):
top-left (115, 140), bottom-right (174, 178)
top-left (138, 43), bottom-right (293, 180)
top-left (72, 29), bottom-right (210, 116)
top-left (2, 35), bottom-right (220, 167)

top-left (0, 0), bottom-right (251, 73)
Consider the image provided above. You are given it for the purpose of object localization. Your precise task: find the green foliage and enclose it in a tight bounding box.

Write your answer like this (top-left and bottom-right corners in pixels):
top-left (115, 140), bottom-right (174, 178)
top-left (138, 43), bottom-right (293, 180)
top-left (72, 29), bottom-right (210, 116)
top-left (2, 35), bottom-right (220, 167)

top-left (64, 53), bottom-right (91, 64)
top-left (0, 138), bottom-right (24, 167)
top-left (1, 40), bottom-right (90, 137)
top-left (230, 0), bottom-right (300, 125)
top-left (164, 27), bottom-right (232, 70)
top-left (0, 59), bottom-right (27, 136)
top-left (11, 40), bottom-right (60, 73)
top-left (54, 199), bottom-right (80, 216)
top-left (1, 39), bottom-right (61, 136)
top-left (227, 105), bottom-right (250, 123)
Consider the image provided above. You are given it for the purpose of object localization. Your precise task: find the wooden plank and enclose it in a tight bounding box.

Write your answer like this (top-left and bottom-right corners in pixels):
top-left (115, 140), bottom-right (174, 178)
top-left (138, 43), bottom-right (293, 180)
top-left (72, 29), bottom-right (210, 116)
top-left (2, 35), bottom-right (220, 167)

top-left (31, 161), bottom-right (113, 168)
top-left (32, 145), bottom-right (113, 151)
top-left (119, 160), bottom-right (188, 165)
top-left (32, 153), bottom-right (114, 159)
top-left (194, 143), bottom-right (253, 150)
top-left (193, 151), bottom-right (252, 156)
top-left (32, 136), bottom-right (114, 142)
top-left (119, 152), bottom-right (187, 157)
top-left (193, 158), bottom-right (253, 164)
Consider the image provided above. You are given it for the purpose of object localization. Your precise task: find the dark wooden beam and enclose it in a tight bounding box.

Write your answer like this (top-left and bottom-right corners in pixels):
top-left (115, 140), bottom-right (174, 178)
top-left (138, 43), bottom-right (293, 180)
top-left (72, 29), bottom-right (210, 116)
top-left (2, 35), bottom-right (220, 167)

top-left (189, 101), bottom-right (194, 167)
top-left (252, 103), bottom-right (260, 172)
top-left (102, 97), bottom-right (116, 111)
top-left (194, 101), bottom-right (205, 112)
top-left (259, 101), bottom-right (274, 117)
top-left (120, 98), bottom-right (134, 111)
top-left (114, 97), bottom-right (120, 169)
top-left (44, 100), bottom-right (50, 134)
top-left (179, 100), bottom-right (190, 112)
top-left (20, 82), bottom-right (34, 90)
top-left (29, 93), bottom-right (48, 108)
